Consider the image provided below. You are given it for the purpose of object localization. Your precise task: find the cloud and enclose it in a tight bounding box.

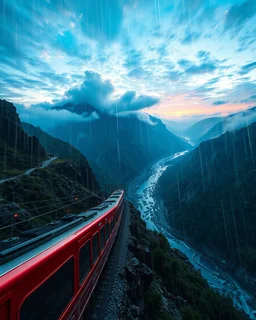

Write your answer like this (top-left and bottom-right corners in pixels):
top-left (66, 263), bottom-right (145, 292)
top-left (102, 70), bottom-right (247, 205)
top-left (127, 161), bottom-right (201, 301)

top-left (239, 61), bottom-right (256, 75)
top-left (31, 71), bottom-right (159, 116)
top-left (123, 49), bottom-right (142, 68)
top-left (63, 71), bottom-right (115, 111)
top-left (197, 51), bottom-right (211, 61)
top-left (240, 94), bottom-right (256, 103)
top-left (224, 107), bottom-right (256, 133)
top-left (127, 67), bottom-right (149, 79)
top-left (182, 61), bottom-right (217, 75)
top-left (17, 104), bottom-right (99, 131)
top-left (115, 91), bottom-right (159, 112)
top-left (181, 30), bottom-right (201, 45)
top-left (213, 100), bottom-right (227, 105)
top-left (224, 0), bottom-right (256, 31)
top-left (117, 111), bottom-right (157, 126)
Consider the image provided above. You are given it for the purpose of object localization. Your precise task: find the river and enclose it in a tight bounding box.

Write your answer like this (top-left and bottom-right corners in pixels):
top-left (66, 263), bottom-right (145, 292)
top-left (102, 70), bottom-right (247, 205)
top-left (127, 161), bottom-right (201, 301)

top-left (127, 151), bottom-right (256, 319)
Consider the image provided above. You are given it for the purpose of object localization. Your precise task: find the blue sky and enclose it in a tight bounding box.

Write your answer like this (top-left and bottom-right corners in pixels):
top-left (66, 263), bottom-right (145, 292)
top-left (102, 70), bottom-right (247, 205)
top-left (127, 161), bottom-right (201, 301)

top-left (0, 0), bottom-right (256, 121)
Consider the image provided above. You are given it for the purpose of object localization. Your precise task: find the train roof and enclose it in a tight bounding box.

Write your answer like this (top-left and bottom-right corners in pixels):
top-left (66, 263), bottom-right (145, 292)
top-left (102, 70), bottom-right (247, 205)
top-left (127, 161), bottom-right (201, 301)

top-left (0, 190), bottom-right (124, 277)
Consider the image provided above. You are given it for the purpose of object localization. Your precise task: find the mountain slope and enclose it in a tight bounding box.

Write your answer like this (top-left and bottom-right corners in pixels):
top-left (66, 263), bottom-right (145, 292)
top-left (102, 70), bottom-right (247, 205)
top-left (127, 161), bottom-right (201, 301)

top-left (121, 205), bottom-right (248, 320)
top-left (158, 122), bottom-right (256, 275)
top-left (47, 107), bottom-right (190, 184)
top-left (0, 100), bottom-right (47, 179)
top-left (0, 100), bottom-right (100, 238)
top-left (185, 117), bottom-right (222, 141)
top-left (22, 122), bottom-right (104, 188)
top-left (198, 107), bottom-right (256, 143)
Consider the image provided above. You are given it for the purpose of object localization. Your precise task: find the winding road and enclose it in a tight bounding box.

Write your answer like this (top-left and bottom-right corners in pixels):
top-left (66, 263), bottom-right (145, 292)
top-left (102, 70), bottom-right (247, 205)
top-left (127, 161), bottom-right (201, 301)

top-left (127, 151), bottom-right (256, 320)
top-left (0, 156), bottom-right (57, 185)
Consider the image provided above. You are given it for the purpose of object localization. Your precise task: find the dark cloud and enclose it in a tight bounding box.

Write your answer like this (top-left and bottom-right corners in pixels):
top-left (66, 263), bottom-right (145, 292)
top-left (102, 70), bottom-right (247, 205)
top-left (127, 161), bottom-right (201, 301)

top-left (212, 100), bottom-right (227, 106)
top-left (184, 62), bottom-right (217, 75)
top-left (241, 94), bottom-right (256, 103)
top-left (116, 91), bottom-right (159, 112)
top-left (123, 49), bottom-right (142, 68)
top-left (197, 51), bottom-right (211, 61)
top-left (239, 61), bottom-right (256, 75)
top-left (127, 67), bottom-right (149, 79)
top-left (165, 70), bottom-right (182, 81)
top-left (181, 30), bottom-right (201, 45)
top-left (224, 0), bottom-right (256, 31)
top-left (178, 59), bottom-right (192, 68)
top-left (34, 71), bottom-right (159, 114)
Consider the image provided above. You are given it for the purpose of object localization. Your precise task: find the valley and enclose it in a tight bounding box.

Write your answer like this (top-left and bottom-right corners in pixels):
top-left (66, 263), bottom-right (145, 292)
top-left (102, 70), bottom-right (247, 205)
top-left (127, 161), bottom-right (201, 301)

top-left (127, 151), bottom-right (256, 319)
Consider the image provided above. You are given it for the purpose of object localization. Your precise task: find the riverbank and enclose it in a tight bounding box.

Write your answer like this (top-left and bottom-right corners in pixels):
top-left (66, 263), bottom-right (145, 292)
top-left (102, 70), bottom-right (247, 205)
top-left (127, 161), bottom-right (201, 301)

top-left (126, 152), bottom-right (256, 319)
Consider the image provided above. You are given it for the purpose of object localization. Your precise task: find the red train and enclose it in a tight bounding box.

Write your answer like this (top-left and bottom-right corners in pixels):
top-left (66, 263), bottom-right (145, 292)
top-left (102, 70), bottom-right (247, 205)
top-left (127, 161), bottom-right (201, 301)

top-left (0, 190), bottom-right (125, 320)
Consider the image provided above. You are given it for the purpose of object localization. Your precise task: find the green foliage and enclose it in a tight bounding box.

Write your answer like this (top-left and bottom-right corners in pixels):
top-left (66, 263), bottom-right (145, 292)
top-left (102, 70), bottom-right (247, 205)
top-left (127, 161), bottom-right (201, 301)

top-left (148, 231), bottom-right (247, 320)
top-left (144, 290), bottom-right (163, 318)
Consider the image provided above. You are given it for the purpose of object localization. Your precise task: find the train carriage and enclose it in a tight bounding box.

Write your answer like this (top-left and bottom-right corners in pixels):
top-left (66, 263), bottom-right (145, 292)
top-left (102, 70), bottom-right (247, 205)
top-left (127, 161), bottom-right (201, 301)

top-left (0, 190), bottom-right (125, 320)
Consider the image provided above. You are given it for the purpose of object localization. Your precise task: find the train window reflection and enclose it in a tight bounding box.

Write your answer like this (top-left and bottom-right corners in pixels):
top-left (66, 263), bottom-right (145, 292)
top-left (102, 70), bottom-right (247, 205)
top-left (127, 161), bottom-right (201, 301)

top-left (105, 223), bottom-right (109, 241)
top-left (20, 258), bottom-right (74, 320)
top-left (92, 233), bottom-right (99, 263)
top-left (79, 241), bottom-right (91, 284)
top-left (100, 227), bottom-right (105, 251)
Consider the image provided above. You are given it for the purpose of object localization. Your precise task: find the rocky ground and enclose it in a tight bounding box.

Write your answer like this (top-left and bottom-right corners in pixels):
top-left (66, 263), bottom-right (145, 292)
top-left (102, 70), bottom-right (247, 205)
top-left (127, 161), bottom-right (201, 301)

top-left (85, 200), bottom-right (131, 320)
top-left (119, 204), bottom-right (248, 320)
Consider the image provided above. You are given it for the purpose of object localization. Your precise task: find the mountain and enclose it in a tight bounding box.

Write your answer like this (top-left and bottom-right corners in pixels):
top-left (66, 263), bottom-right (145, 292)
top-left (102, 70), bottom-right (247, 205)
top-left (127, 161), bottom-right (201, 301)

top-left (184, 117), bottom-right (222, 141)
top-left (21, 122), bottom-right (107, 188)
top-left (0, 100), bottom-right (100, 238)
top-left (0, 100), bottom-right (47, 179)
top-left (161, 119), bottom-right (192, 137)
top-left (197, 107), bottom-right (256, 143)
top-left (47, 105), bottom-right (190, 184)
top-left (158, 122), bottom-right (256, 276)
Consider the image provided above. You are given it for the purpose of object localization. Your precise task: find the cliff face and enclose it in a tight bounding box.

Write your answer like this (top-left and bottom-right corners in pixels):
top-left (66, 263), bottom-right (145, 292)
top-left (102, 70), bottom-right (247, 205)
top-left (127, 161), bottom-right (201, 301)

top-left (120, 205), bottom-right (248, 320)
top-left (0, 100), bottom-right (46, 178)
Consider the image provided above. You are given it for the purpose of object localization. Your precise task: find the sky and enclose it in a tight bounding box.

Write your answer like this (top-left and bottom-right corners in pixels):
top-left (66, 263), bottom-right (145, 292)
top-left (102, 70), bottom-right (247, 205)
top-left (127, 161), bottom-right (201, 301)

top-left (0, 0), bottom-right (256, 121)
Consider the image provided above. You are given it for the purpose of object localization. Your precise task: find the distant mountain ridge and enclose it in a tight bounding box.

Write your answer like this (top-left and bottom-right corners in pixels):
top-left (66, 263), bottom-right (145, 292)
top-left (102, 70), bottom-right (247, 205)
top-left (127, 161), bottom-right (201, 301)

top-left (197, 107), bottom-right (256, 143)
top-left (158, 122), bottom-right (256, 277)
top-left (47, 103), bottom-right (190, 184)
top-left (184, 117), bottom-right (222, 141)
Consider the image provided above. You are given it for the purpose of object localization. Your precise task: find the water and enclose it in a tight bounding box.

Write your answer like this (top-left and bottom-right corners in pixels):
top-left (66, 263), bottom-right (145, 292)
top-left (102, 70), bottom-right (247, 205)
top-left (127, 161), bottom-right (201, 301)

top-left (127, 151), bottom-right (256, 319)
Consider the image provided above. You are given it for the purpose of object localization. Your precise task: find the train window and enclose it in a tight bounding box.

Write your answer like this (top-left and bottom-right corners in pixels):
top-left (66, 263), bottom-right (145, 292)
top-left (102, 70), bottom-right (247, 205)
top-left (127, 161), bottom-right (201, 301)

top-left (105, 223), bottom-right (109, 241)
top-left (20, 258), bottom-right (74, 320)
top-left (100, 227), bottom-right (105, 251)
top-left (92, 233), bottom-right (99, 263)
top-left (79, 241), bottom-right (91, 284)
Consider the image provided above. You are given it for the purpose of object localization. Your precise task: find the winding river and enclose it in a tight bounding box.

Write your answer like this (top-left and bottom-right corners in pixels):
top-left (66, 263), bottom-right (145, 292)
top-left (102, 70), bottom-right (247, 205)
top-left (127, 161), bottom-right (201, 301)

top-left (127, 151), bottom-right (256, 319)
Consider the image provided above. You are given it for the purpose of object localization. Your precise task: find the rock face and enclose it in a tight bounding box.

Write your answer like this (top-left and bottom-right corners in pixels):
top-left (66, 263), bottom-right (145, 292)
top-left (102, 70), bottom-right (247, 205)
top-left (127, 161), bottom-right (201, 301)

top-left (0, 100), bottom-right (46, 178)
top-left (120, 205), bottom-right (248, 320)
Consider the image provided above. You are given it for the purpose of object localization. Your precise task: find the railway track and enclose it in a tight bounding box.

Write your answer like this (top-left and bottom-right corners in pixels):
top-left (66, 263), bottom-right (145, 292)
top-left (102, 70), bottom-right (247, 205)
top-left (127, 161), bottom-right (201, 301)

top-left (85, 200), bottom-right (131, 320)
